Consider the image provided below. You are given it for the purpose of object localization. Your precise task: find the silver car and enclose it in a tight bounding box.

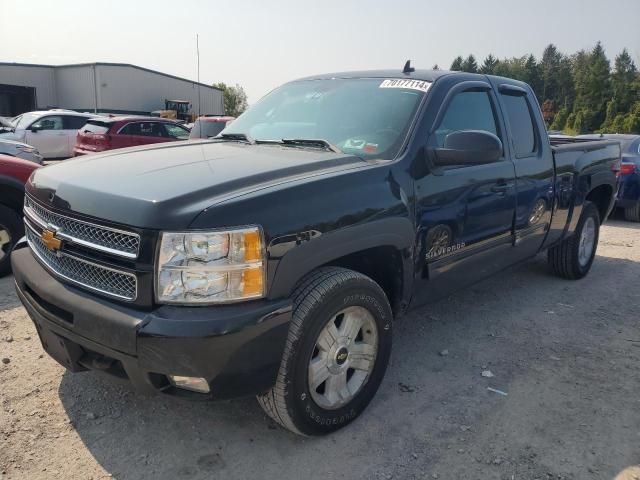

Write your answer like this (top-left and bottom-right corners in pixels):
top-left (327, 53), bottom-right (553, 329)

top-left (0, 111), bottom-right (96, 159)
top-left (0, 138), bottom-right (43, 164)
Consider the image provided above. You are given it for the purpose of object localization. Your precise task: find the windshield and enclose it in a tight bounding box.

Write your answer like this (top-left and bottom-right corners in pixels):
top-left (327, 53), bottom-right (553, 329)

top-left (224, 78), bottom-right (428, 160)
top-left (15, 113), bottom-right (40, 130)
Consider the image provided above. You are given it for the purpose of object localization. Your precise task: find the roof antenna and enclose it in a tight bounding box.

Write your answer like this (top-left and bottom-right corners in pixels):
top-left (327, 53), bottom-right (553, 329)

top-left (403, 60), bottom-right (415, 74)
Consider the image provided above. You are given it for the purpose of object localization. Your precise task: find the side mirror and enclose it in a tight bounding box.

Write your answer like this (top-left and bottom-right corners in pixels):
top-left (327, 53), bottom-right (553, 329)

top-left (29, 124), bottom-right (42, 132)
top-left (432, 130), bottom-right (502, 166)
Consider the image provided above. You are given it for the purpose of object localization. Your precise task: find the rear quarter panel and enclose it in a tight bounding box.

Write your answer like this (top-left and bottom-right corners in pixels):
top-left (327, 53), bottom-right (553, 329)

top-left (545, 141), bottom-right (619, 246)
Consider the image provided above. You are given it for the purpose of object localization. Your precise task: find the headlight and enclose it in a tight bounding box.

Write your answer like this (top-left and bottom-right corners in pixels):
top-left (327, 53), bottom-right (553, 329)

top-left (156, 226), bottom-right (265, 304)
top-left (17, 145), bottom-right (36, 153)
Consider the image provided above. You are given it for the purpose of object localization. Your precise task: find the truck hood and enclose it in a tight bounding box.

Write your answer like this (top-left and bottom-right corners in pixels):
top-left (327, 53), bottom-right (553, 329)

top-left (27, 140), bottom-right (366, 229)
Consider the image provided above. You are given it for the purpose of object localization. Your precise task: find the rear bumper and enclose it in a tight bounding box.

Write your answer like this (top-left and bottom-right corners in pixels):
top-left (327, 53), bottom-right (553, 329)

top-left (12, 247), bottom-right (291, 399)
top-left (72, 148), bottom-right (92, 156)
top-left (616, 173), bottom-right (640, 208)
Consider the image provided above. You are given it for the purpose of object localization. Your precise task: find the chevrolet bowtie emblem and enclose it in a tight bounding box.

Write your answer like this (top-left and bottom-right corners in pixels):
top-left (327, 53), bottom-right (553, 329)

top-left (41, 229), bottom-right (62, 252)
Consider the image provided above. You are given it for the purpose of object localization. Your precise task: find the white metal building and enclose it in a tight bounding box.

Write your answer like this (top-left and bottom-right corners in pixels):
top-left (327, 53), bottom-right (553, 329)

top-left (0, 62), bottom-right (224, 117)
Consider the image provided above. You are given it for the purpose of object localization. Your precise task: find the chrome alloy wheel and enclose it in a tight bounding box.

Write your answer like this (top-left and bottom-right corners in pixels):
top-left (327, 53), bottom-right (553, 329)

top-left (528, 199), bottom-right (546, 225)
top-left (0, 226), bottom-right (11, 263)
top-left (308, 306), bottom-right (379, 410)
top-left (578, 216), bottom-right (596, 267)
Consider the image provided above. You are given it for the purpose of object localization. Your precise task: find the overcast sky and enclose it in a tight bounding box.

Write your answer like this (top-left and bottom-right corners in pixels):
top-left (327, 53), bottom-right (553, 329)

top-left (1, 0), bottom-right (638, 103)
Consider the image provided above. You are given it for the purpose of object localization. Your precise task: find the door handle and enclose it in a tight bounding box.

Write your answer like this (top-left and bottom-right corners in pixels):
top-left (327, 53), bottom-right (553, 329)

top-left (490, 184), bottom-right (509, 193)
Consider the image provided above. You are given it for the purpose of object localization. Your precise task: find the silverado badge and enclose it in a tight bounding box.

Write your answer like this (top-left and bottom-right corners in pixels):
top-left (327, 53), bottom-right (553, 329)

top-left (41, 229), bottom-right (62, 252)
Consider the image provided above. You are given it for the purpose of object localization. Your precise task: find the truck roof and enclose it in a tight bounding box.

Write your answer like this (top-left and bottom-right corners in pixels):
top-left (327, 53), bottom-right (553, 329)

top-left (296, 69), bottom-right (453, 83)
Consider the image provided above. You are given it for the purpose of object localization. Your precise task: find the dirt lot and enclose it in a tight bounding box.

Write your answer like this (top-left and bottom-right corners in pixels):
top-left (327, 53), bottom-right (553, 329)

top-left (1, 219), bottom-right (639, 480)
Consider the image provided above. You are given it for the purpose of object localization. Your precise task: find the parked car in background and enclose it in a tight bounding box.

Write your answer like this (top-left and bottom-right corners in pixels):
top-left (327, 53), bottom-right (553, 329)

top-left (0, 138), bottom-right (43, 164)
top-left (74, 116), bottom-right (190, 155)
top-left (0, 154), bottom-right (39, 275)
top-left (0, 111), bottom-right (96, 159)
top-left (579, 134), bottom-right (640, 221)
top-left (188, 115), bottom-right (234, 139)
top-left (0, 117), bottom-right (15, 133)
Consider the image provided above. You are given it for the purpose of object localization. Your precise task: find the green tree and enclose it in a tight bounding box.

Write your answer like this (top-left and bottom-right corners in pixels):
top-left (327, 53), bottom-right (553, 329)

top-left (480, 54), bottom-right (499, 74)
top-left (611, 49), bottom-right (637, 112)
top-left (493, 56), bottom-right (527, 80)
top-left (556, 56), bottom-right (575, 112)
top-left (523, 54), bottom-right (542, 101)
top-left (461, 54), bottom-right (478, 73)
top-left (540, 44), bottom-right (561, 105)
top-left (602, 49), bottom-right (638, 130)
top-left (450, 56), bottom-right (464, 71)
top-left (572, 43), bottom-right (611, 132)
top-left (213, 82), bottom-right (248, 117)
top-left (550, 105), bottom-right (570, 130)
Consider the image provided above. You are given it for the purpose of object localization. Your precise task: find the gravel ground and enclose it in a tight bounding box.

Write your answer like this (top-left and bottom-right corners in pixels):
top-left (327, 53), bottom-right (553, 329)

top-left (1, 219), bottom-right (639, 480)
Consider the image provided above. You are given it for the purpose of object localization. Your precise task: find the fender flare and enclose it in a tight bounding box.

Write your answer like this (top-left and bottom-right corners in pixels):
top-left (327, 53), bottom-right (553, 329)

top-left (267, 217), bottom-right (415, 300)
top-left (568, 174), bottom-right (615, 234)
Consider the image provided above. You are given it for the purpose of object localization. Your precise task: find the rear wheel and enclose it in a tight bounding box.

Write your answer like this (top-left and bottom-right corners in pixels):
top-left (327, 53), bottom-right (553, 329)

top-left (0, 205), bottom-right (23, 277)
top-left (257, 267), bottom-right (393, 435)
top-left (624, 203), bottom-right (640, 222)
top-left (548, 201), bottom-right (600, 280)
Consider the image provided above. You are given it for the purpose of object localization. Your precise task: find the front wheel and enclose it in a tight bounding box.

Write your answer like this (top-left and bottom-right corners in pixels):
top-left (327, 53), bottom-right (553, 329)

top-left (547, 201), bottom-right (600, 279)
top-left (257, 267), bottom-right (393, 435)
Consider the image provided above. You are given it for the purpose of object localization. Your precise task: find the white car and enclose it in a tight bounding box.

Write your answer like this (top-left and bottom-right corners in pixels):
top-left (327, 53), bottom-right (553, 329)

top-left (0, 138), bottom-right (43, 164)
top-left (0, 111), bottom-right (96, 159)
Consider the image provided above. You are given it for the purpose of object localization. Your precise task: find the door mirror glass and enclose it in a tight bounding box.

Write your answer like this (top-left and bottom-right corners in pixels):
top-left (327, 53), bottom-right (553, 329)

top-left (29, 124), bottom-right (42, 132)
top-left (432, 130), bottom-right (502, 166)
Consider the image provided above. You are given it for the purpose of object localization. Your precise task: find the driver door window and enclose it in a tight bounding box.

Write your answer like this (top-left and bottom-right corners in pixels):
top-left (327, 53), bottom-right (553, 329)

top-left (163, 123), bottom-right (190, 140)
top-left (32, 116), bottom-right (64, 131)
top-left (433, 91), bottom-right (499, 147)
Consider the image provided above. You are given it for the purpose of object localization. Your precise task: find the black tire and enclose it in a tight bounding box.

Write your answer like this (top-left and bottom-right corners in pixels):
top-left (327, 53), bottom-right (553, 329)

top-left (547, 201), bottom-right (600, 280)
top-left (257, 267), bottom-right (393, 436)
top-left (624, 203), bottom-right (640, 222)
top-left (0, 204), bottom-right (24, 277)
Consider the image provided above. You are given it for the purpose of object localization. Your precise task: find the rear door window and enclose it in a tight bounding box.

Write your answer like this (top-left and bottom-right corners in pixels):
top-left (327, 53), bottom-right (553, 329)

top-left (120, 122), bottom-right (165, 137)
top-left (81, 121), bottom-right (111, 134)
top-left (500, 94), bottom-right (536, 157)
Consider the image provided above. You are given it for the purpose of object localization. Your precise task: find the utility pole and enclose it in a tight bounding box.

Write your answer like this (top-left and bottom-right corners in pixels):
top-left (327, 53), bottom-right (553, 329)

top-left (196, 33), bottom-right (201, 117)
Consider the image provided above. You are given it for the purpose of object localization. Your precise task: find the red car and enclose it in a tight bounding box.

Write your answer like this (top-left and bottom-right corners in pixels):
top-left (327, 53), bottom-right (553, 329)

top-left (0, 154), bottom-right (39, 276)
top-left (74, 116), bottom-right (190, 155)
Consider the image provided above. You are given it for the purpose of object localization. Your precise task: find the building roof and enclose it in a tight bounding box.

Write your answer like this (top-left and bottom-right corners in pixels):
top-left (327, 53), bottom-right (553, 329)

top-left (0, 62), bottom-right (222, 92)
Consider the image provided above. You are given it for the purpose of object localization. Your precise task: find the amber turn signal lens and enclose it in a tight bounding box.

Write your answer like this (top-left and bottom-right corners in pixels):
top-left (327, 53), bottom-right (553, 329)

top-left (242, 267), bottom-right (264, 297)
top-left (243, 230), bottom-right (263, 262)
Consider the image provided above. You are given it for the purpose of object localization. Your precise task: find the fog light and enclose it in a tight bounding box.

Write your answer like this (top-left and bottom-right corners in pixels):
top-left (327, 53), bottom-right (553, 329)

top-left (168, 375), bottom-right (210, 393)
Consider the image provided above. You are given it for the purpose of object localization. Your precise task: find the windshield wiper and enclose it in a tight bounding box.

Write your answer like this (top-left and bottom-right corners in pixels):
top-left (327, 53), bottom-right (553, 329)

top-left (217, 132), bottom-right (255, 144)
top-left (280, 138), bottom-right (342, 154)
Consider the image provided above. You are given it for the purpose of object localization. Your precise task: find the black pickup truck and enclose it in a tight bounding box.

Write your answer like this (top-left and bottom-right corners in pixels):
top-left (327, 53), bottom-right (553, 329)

top-left (12, 67), bottom-right (619, 436)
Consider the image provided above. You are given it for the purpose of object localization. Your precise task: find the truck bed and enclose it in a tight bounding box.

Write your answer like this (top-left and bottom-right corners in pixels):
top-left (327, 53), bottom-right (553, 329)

top-left (550, 136), bottom-right (621, 171)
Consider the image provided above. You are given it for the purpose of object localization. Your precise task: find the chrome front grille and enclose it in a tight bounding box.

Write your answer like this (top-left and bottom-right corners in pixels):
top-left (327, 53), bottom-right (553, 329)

top-left (25, 226), bottom-right (137, 301)
top-left (24, 195), bottom-right (140, 258)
